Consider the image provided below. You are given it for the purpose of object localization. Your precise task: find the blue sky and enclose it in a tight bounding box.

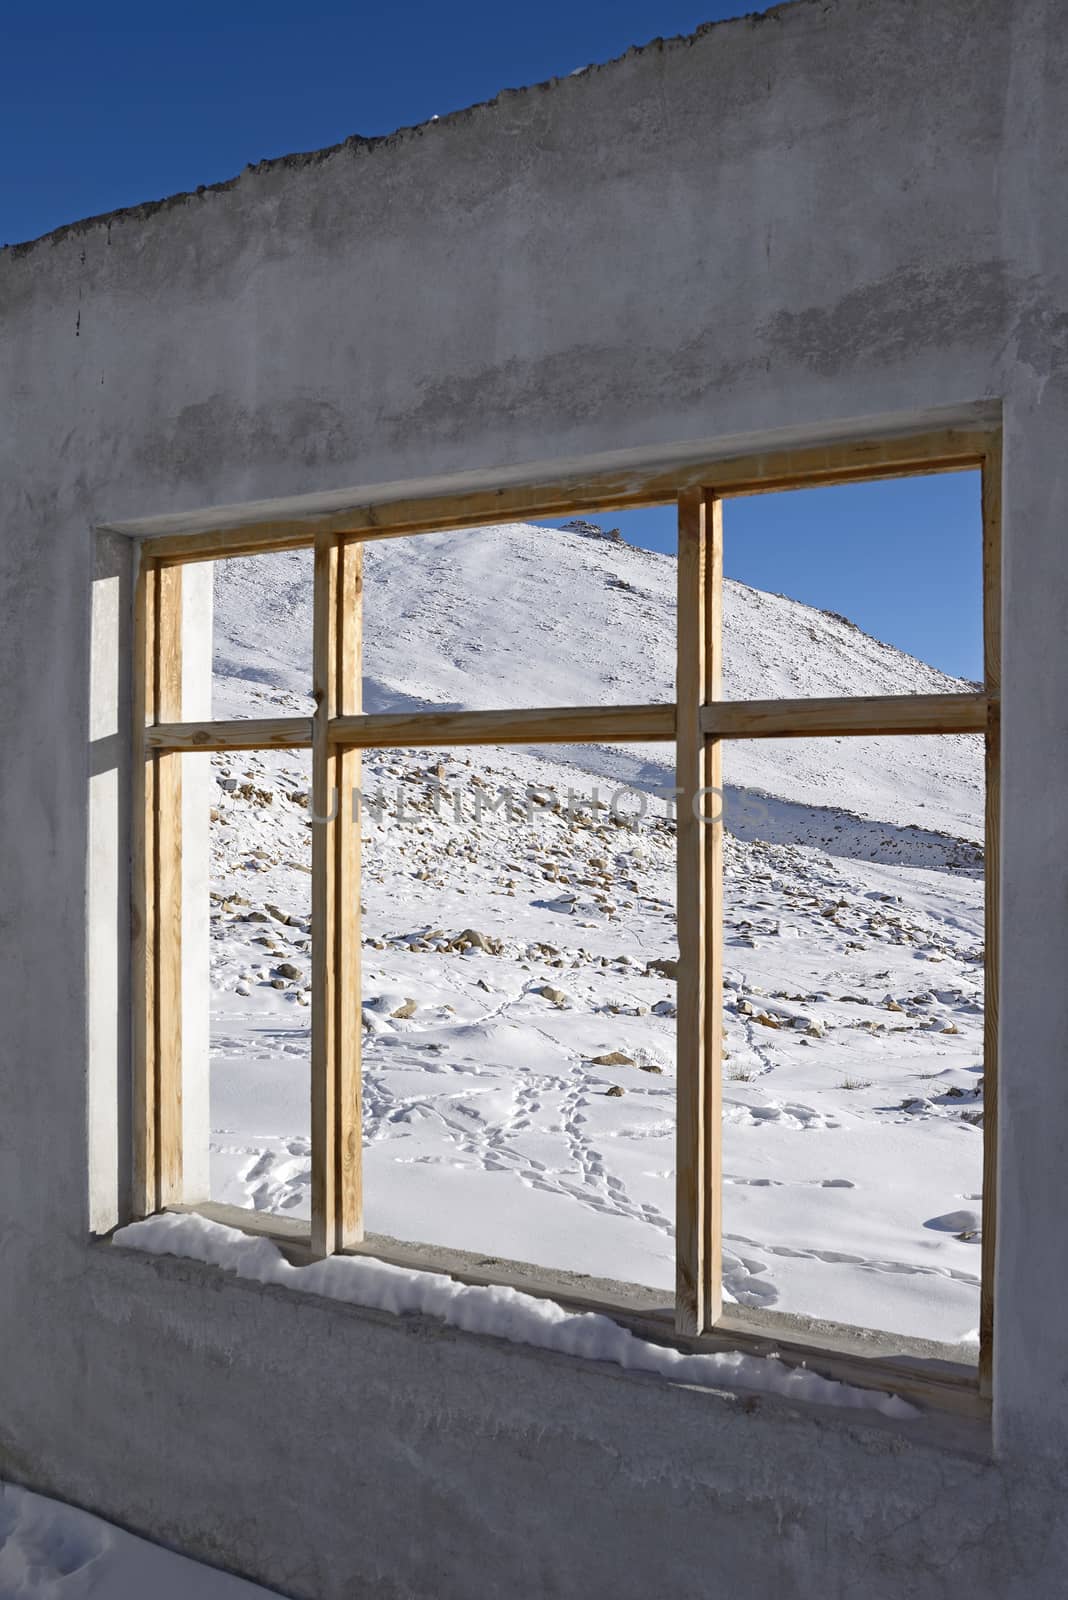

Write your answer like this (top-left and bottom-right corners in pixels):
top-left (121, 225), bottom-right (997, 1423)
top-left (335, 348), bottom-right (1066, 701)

top-left (1, 1), bottom-right (982, 678)
top-left (543, 471), bottom-right (983, 681)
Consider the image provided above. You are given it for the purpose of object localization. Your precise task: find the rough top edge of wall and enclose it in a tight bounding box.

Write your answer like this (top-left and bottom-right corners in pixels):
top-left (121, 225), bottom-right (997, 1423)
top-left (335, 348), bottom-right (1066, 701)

top-left (1, 0), bottom-right (819, 260)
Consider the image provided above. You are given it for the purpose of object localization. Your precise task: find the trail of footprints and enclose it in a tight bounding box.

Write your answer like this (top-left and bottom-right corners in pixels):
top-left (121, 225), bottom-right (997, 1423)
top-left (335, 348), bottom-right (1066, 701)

top-left (359, 1046), bottom-right (677, 1244)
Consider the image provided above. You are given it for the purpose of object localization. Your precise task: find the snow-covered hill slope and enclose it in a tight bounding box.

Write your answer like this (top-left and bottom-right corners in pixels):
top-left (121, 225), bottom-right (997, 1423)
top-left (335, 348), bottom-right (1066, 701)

top-left (207, 522), bottom-right (986, 1348)
top-left (213, 519), bottom-right (983, 843)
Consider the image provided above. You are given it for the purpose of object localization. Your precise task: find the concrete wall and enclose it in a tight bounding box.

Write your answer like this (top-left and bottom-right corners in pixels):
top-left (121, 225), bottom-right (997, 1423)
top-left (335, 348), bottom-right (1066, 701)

top-left (2, 0), bottom-right (1067, 1592)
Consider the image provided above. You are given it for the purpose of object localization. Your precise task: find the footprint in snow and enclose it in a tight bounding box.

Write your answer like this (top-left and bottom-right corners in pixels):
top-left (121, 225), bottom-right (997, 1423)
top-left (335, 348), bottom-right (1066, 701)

top-left (729, 1100), bottom-right (841, 1131)
top-left (0, 1489), bottom-right (107, 1586)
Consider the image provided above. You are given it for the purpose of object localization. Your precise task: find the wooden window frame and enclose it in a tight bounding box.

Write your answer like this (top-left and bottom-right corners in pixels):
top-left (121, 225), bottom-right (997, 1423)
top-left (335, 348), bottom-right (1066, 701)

top-left (131, 426), bottom-right (1000, 1413)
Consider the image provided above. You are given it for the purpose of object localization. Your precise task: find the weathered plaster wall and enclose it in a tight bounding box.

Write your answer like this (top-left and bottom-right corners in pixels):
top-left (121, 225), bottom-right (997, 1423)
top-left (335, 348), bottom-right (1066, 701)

top-left (2, 0), bottom-right (1068, 1593)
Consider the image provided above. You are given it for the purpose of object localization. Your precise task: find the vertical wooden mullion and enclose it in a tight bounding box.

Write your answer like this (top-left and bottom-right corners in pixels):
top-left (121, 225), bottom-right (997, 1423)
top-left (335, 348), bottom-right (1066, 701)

top-left (980, 438), bottom-right (1002, 1398)
top-left (312, 534), bottom-right (363, 1256)
top-left (311, 536), bottom-right (337, 1255)
top-left (703, 497), bottom-right (724, 1331)
top-left (676, 490), bottom-right (723, 1335)
top-left (336, 542), bottom-right (363, 1247)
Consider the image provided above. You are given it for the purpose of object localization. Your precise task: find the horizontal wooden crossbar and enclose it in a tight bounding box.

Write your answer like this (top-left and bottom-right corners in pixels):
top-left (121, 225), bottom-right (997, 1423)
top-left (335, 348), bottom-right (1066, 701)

top-left (700, 692), bottom-right (990, 739)
top-left (145, 706), bottom-right (672, 751)
top-left (138, 427), bottom-right (993, 565)
top-left (146, 717), bottom-right (314, 751)
top-left (328, 704), bottom-right (676, 748)
top-left (145, 694), bottom-right (991, 754)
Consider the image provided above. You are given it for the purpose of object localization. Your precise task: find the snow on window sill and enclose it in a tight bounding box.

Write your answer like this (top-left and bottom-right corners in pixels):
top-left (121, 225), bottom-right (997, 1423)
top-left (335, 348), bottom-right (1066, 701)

top-left (111, 1209), bottom-right (922, 1420)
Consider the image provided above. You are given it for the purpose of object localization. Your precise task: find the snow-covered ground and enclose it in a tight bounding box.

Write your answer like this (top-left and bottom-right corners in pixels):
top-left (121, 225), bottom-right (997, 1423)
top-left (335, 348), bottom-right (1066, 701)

top-left (0, 1481), bottom-right (278, 1598)
top-left (207, 520), bottom-right (985, 1348)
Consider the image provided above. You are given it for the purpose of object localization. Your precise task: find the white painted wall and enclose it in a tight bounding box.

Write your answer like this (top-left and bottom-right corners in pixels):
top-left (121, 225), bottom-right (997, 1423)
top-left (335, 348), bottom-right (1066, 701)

top-left (3, 0), bottom-right (1068, 1593)
top-left (87, 535), bottom-right (132, 1235)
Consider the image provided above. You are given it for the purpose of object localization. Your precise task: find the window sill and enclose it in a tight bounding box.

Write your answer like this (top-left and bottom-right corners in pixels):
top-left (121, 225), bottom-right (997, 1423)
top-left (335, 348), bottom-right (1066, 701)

top-left (119, 1201), bottom-right (986, 1426)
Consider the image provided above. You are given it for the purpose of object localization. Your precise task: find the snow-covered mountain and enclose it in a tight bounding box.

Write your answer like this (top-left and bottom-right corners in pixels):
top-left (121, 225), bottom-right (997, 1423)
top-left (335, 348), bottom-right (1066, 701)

top-left (207, 523), bottom-right (986, 1351)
